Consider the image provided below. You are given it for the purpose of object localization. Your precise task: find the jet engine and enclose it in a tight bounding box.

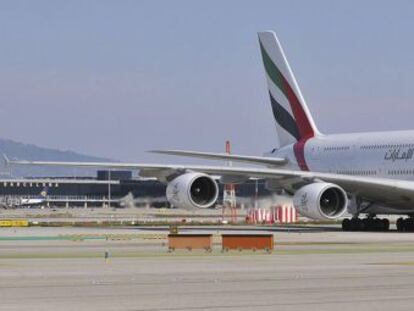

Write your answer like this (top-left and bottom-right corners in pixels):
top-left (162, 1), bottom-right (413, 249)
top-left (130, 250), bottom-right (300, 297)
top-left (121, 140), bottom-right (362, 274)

top-left (166, 173), bottom-right (219, 209)
top-left (293, 183), bottom-right (348, 220)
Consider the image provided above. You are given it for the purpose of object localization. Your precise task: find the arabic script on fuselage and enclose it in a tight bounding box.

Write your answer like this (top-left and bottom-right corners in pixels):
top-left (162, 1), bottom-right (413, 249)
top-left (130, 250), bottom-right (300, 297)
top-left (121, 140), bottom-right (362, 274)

top-left (384, 148), bottom-right (414, 162)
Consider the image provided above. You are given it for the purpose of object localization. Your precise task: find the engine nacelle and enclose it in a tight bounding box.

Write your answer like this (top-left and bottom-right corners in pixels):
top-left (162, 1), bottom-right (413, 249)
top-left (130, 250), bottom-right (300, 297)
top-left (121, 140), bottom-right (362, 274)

top-left (293, 183), bottom-right (348, 220)
top-left (166, 173), bottom-right (219, 209)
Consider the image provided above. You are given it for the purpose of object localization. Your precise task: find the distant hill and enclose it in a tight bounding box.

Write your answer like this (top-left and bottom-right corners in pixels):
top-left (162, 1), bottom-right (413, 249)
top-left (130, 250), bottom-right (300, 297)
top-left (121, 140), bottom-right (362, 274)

top-left (0, 139), bottom-right (115, 178)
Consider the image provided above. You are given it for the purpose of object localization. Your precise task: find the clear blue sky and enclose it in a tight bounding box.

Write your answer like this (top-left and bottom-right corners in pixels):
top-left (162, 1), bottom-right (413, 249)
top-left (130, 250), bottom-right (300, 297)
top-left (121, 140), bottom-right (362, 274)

top-left (0, 0), bottom-right (413, 162)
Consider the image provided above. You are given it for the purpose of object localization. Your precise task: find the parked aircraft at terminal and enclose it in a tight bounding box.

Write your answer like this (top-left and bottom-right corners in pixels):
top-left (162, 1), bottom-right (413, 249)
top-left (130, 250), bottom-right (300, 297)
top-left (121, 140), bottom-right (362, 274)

top-left (9, 31), bottom-right (414, 232)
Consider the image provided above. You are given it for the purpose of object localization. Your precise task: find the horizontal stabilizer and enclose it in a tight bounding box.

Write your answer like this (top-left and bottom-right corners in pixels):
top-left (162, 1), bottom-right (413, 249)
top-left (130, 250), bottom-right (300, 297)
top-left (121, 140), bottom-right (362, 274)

top-left (150, 150), bottom-right (287, 166)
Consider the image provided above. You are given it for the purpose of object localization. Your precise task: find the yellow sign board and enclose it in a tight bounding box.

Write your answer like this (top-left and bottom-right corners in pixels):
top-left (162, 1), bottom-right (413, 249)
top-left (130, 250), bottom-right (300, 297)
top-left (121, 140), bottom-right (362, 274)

top-left (0, 219), bottom-right (29, 227)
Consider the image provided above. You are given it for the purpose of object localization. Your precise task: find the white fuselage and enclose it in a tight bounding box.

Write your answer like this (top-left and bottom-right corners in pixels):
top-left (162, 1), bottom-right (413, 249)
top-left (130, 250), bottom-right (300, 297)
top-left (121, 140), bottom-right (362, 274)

top-left (275, 130), bottom-right (414, 181)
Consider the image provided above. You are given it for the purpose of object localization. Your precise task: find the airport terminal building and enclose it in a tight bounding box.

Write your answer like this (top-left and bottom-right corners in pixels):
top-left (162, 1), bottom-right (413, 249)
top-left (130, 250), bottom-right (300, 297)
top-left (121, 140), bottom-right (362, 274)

top-left (0, 170), bottom-right (271, 208)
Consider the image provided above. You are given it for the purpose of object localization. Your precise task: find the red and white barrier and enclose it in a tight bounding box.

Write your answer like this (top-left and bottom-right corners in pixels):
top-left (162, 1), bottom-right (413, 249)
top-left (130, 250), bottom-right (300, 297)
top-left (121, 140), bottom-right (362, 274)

top-left (275, 205), bottom-right (298, 223)
top-left (246, 205), bottom-right (298, 224)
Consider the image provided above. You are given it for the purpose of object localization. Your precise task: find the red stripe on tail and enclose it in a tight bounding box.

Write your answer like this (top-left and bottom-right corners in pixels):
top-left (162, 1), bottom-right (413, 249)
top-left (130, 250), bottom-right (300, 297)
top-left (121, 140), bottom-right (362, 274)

top-left (282, 75), bottom-right (314, 139)
top-left (293, 139), bottom-right (310, 171)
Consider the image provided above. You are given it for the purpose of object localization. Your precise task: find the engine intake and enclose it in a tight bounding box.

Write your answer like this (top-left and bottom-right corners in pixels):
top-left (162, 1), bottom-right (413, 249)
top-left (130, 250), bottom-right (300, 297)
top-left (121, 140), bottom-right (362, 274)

top-left (293, 183), bottom-right (348, 220)
top-left (166, 173), bottom-right (219, 209)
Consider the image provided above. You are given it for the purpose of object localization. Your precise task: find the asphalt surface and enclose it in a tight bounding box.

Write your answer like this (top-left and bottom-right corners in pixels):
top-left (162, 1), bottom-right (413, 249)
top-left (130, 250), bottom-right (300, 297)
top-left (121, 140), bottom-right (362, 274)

top-left (1, 226), bottom-right (414, 311)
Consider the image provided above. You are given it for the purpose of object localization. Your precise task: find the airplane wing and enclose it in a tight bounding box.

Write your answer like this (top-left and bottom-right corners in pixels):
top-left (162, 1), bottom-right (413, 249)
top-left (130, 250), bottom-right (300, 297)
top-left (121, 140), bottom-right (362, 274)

top-left (149, 150), bottom-right (287, 166)
top-left (6, 156), bottom-right (414, 210)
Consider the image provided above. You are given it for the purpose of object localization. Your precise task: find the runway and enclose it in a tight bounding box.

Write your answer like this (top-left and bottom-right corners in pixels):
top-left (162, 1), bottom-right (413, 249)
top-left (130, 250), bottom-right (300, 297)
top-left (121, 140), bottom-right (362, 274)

top-left (1, 227), bottom-right (414, 310)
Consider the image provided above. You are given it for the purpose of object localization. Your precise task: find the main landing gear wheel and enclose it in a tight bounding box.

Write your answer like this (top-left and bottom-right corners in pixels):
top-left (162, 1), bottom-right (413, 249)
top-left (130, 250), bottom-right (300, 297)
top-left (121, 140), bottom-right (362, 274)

top-left (342, 217), bottom-right (390, 232)
top-left (396, 217), bottom-right (414, 232)
top-left (342, 218), bottom-right (351, 231)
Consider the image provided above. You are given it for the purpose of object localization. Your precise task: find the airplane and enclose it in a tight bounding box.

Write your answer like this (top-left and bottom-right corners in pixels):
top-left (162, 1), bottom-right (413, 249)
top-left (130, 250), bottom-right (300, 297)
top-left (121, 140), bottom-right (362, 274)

top-left (0, 186), bottom-right (48, 208)
top-left (7, 30), bottom-right (414, 232)
top-left (19, 186), bottom-right (48, 207)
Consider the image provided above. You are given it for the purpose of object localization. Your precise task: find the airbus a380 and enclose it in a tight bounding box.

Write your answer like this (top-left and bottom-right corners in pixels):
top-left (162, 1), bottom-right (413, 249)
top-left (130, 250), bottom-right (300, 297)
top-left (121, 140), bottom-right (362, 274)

top-left (9, 31), bottom-right (414, 232)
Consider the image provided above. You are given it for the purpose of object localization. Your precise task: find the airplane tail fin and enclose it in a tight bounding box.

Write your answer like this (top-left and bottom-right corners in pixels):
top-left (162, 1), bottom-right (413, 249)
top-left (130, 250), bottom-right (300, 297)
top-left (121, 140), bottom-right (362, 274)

top-left (258, 31), bottom-right (320, 147)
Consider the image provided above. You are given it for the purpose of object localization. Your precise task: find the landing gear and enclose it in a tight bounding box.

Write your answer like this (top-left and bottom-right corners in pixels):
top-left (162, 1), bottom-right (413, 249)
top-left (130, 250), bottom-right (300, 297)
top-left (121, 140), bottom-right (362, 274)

top-left (396, 218), bottom-right (404, 232)
top-left (342, 218), bottom-right (351, 231)
top-left (396, 217), bottom-right (414, 232)
top-left (342, 217), bottom-right (390, 232)
top-left (343, 197), bottom-right (390, 231)
top-left (382, 218), bottom-right (390, 231)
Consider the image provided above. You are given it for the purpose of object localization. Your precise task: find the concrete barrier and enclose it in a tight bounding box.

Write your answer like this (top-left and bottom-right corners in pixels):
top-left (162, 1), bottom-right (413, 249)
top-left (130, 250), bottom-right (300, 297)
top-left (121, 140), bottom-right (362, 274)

top-left (222, 234), bottom-right (274, 253)
top-left (168, 234), bottom-right (213, 252)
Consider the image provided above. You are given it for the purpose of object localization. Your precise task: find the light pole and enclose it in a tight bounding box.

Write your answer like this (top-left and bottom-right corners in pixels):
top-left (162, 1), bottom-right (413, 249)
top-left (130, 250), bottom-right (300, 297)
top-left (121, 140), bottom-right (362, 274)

top-left (108, 169), bottom-right (111, 209)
